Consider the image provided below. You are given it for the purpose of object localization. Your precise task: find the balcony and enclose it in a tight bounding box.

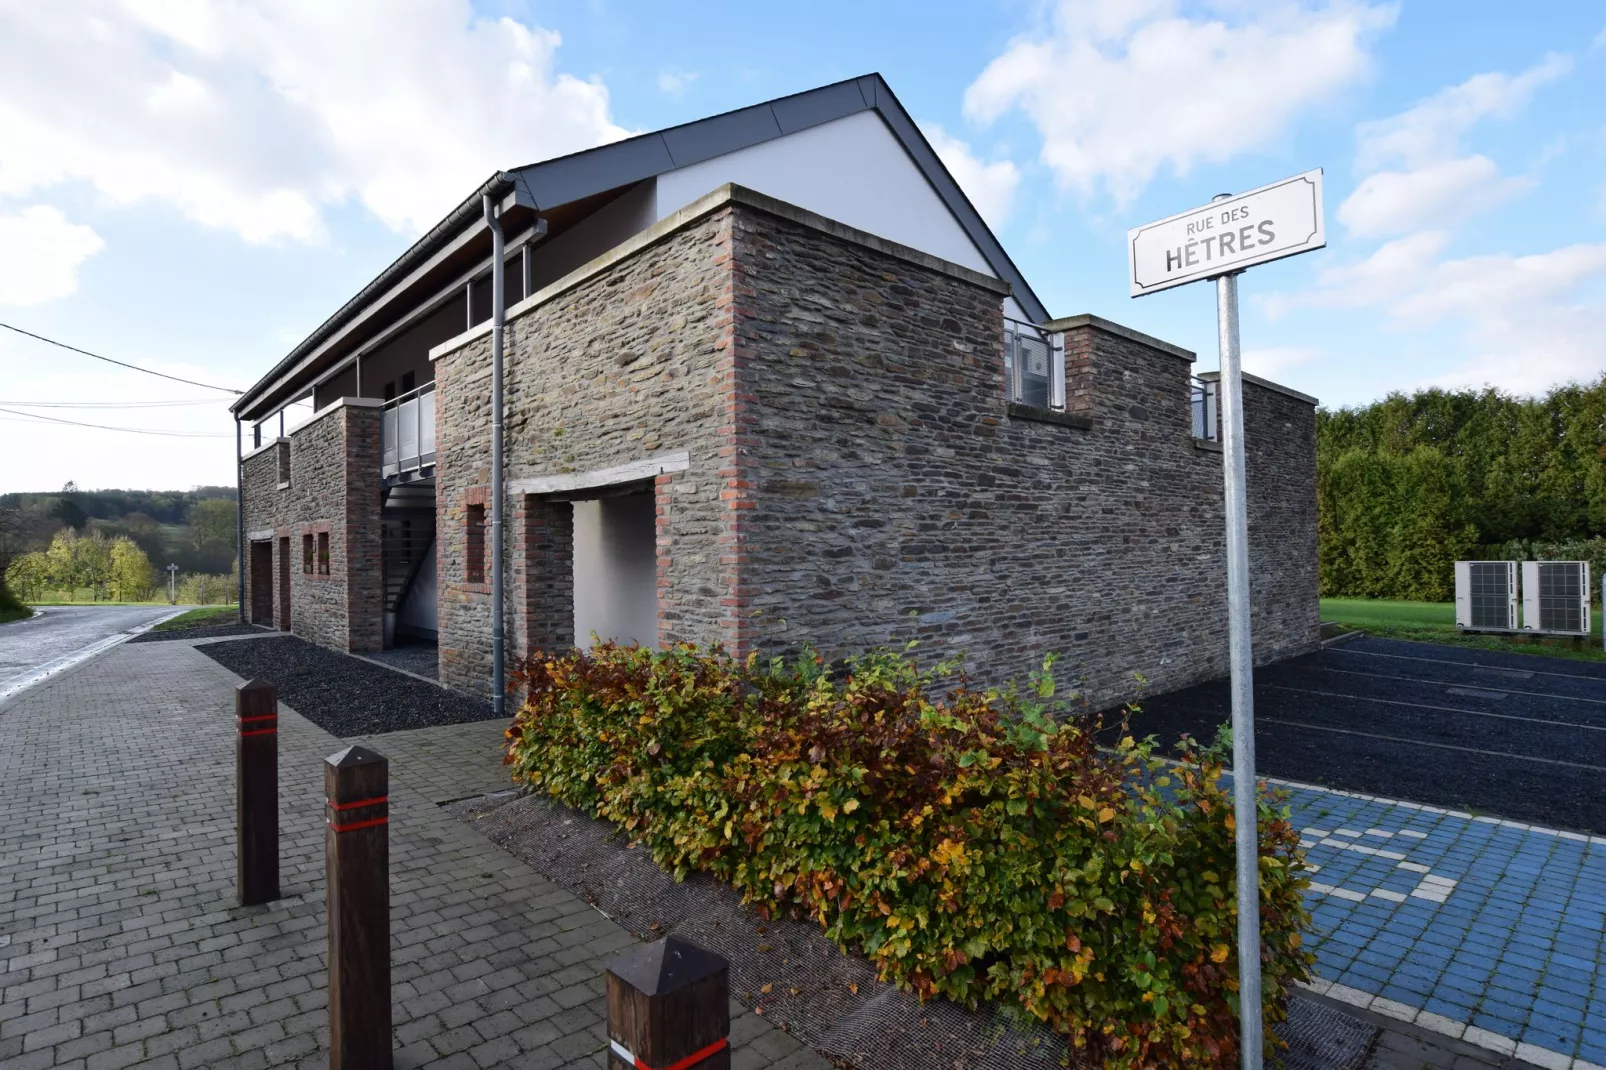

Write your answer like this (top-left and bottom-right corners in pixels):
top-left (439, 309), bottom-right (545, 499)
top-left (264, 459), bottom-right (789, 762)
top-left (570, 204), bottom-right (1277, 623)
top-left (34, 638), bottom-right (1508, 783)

top-left (382, 382), bottom-right (436, 482)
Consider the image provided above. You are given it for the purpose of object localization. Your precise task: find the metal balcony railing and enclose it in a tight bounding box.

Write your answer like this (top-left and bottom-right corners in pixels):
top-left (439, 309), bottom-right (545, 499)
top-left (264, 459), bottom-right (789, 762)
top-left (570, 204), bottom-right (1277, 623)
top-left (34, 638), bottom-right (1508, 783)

top-left (381, 381), bottom-right (436, 479)
top-left (1191, 377), bottom-right (1218, 441)
top-left (1004, 318), bottom-right (1063, 410)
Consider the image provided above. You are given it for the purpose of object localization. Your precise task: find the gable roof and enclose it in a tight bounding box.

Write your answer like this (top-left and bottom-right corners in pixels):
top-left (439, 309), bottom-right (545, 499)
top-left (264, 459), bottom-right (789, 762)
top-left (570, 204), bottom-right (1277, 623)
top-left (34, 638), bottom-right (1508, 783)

top-left (234, 73), bottom-right (1046, 419)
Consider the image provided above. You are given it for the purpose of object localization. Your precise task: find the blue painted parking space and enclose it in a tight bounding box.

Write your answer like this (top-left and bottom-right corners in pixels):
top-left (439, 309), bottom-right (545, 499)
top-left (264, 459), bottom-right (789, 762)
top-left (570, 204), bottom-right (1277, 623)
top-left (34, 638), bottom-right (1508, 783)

top-left (1279, 780), bottom-right (1606, 1068)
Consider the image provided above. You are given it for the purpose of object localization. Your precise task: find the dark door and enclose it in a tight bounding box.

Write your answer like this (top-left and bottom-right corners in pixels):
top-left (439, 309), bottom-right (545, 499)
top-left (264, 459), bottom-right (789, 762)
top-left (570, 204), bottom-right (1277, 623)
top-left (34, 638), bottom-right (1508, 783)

top-left (250, 541), bottom-right (273, 625)
top-left (277, 536), bottom-right (291, 630)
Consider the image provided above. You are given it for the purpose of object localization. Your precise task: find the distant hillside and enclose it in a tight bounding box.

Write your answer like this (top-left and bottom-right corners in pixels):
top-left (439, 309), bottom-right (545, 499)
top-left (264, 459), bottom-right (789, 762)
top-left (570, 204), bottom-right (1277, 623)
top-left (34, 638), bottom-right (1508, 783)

top-left (0, 484), bottom-right (238, 577)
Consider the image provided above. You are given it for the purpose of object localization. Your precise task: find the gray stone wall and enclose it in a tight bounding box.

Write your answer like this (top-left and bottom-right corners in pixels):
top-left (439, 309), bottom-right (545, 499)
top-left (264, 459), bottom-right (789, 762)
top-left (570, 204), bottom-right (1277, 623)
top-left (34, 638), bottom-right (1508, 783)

top-left (433, 209), bottom-right (739, 695)
top-left (729, 207), bottom-right (1319, 706)
top-left (426, 187), bottom-right (1318, 705)
top-left (240, 402), bottom-right (383, 653)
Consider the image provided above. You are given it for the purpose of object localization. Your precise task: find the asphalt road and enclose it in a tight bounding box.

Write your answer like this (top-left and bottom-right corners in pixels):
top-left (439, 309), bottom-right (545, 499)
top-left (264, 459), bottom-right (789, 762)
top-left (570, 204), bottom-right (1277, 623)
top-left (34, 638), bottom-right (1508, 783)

top-left (0, 604), bottom-right (183, 701)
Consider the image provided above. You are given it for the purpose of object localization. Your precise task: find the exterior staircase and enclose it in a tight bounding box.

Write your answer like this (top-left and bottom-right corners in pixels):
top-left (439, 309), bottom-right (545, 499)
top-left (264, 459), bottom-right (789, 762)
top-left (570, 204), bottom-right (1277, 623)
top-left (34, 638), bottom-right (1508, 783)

top-left (381, 481), bottom-right (435, 643)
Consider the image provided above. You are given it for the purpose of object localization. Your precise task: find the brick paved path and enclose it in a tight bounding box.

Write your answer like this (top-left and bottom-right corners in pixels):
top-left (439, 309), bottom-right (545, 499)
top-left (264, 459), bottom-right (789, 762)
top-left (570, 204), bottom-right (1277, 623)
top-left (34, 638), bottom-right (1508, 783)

top-left (0, 639), bottom-right (825, 1070)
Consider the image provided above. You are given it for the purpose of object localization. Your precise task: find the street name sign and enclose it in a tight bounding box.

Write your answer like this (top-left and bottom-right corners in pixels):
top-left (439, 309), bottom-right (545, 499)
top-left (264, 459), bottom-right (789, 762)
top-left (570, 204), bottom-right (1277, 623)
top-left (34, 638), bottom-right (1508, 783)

top-left (1128, 169), bottom-right (1325, 296)
top-left (1127, 168), bottom-right (1326, 1070)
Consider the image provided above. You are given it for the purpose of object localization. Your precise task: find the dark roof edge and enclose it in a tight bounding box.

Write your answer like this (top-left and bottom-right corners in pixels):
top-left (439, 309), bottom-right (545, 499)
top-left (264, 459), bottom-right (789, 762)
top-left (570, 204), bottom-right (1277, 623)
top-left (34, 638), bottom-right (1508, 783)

top-left (231, 171), bottom-right (513, 416)
top-left (234, 73), bottom-right (1052, 416)
top-left (859, 76), bottom-right (1049, 325)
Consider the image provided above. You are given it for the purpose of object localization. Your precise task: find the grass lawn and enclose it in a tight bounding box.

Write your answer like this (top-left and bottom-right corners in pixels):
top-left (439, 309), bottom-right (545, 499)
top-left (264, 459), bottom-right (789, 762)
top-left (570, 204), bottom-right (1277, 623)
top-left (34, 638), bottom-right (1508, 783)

top-left (1321, 597), bottom-right (1606, 663)
top-left (151, 605), bottom-right (239, 631)
top-left (0, 606), bottom-right (32, 624)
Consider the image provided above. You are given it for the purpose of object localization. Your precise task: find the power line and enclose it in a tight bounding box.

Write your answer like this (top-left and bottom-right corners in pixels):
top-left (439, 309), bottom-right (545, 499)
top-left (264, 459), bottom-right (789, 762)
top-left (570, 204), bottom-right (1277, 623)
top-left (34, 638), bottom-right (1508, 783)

top-left (0, 398), bottom-right (227, 409)
top-left (0, 322), bottom-right (243, 394)
top-left (0, 406), bottom-right (232, 438)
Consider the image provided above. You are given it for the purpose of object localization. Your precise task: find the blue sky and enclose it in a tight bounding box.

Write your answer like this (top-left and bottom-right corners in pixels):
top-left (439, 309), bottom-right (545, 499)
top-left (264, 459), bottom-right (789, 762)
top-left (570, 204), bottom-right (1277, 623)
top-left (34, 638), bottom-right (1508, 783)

top-left (1, 0), bottom-right (1603, 492)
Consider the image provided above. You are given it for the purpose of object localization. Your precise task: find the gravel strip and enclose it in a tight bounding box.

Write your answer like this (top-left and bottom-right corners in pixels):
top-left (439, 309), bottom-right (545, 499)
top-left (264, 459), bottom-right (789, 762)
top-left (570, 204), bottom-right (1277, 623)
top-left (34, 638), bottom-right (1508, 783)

top-left (129, 622), bottom-right (266, 643)
top-left (195, 635), bottom-right (494, 736)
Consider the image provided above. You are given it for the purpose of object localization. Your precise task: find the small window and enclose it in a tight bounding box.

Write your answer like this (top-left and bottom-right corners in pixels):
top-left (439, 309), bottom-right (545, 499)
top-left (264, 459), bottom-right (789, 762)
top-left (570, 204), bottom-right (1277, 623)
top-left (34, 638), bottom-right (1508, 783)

top-left (302, 534), bottom-right (314, 574)
top-left (466, 504), bottom-right (486, 584)
top-left (401, 370), bottom-right (415, 394)
top-left (383, 380), bottom-right (396, 402)
top-left (317, 532), bottom-right (330, 576)
top-left (276, 439), bottom-right (291, 484)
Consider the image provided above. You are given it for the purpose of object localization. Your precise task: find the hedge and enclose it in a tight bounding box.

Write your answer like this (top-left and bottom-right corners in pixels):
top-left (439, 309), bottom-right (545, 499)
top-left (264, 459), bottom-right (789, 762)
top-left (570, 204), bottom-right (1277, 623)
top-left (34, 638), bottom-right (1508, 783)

top-left (504, 644), bottom-right (1314, 1069)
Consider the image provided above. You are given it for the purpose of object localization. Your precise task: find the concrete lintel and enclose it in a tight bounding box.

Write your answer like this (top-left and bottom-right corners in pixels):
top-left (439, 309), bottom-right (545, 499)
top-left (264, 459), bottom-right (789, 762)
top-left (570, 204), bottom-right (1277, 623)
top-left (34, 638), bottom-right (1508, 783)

top-left (1041, 313), bottom-right (1196, 363)
top-left (286, 396), bottom-right (386, 437)
top-left (246, 528), bottom-right (276, 542)
top-left (430, 182), bottom-right (1013, 364)
top-left (241, 437), bottom-right (288, 463)
top-left (509, 451), bottom-right (691, 497)
top-left (1196, 368), bottom-right (1318, 406)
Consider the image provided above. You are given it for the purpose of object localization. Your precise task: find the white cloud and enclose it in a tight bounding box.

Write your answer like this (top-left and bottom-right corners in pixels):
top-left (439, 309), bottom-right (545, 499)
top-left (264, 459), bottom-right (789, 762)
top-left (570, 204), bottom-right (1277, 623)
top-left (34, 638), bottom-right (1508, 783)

top-left (1353, 54), bottom-right (1570, 170)
top-left (0, 206), bottom-right (105, 306)
top-left (920, 123), bottom-right (1020, 228)
top-left (962, 0), bottom-right (1396, 204)
top-left (1265, 239), bottom-right (1606, 394)
top-left (0, 0), bottom-right (629, 244)
top-left (657, 69), bottom-right (699, 96)
top-left (1337, 156), bottom-right (1530, 237)
top-left (1242, 345), bottom-right (1320, 379)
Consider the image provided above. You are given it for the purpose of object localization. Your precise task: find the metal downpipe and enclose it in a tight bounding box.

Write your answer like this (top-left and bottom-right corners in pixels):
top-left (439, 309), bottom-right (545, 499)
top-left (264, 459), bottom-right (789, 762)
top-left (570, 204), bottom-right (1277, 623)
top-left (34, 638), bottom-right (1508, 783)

top-left (235, 418), bottom-right (245, 621)
top-left (484, 194), bottom-right (506, 717)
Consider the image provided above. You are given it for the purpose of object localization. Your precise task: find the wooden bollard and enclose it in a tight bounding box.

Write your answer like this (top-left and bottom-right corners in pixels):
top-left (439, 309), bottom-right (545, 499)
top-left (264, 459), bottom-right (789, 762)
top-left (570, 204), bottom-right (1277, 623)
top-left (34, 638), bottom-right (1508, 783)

top-left (324, 745), bottom-right (391, 1070)
top-left (236, 680), bottom-right (279, 906)
top-left (605, 936), bottom-right (730, 1070)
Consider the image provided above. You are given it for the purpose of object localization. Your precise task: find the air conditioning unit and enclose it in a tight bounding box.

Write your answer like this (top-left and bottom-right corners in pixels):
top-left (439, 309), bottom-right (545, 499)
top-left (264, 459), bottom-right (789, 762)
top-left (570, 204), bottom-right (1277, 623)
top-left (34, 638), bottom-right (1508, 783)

top-left (1521, 560), bottom-right (1591, 636)
top-left (1454, 561), bottom-right (1517, 632)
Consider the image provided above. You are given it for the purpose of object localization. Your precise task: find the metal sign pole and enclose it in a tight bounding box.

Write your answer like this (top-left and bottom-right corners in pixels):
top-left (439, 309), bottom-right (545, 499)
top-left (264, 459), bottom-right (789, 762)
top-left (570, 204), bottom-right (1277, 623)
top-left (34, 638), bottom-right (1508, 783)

top-left (1215, 261), bottom-right (1263, 1070)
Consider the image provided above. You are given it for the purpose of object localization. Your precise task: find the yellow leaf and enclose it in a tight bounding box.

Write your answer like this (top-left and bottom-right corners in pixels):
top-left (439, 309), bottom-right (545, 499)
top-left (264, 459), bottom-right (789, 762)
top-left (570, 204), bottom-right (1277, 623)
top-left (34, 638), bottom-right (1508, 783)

top-left (1097, 807), bottom-right (1115, 823)
top-left (1078, 795), bottom-right (1096, 811)
top-left (761, 983), bottom-right (773, 994)
top-left (1211, 944), bottom-right (1230, 964)
top-left (843, 798), bottom-right (860, 814)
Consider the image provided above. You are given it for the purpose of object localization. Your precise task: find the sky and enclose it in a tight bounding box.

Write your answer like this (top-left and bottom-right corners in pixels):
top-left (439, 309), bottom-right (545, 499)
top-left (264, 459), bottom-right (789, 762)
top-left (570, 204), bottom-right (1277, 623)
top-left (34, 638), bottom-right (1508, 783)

top-left (0, 0), bottom-right (1603, 493)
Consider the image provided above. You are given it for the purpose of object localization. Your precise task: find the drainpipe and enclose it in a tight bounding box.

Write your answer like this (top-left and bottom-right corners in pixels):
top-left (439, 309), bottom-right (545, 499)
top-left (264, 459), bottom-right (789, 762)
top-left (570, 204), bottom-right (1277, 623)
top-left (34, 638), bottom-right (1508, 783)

top-left (235, 418), bottom-right (245, 620)
top-left (483, 194), bottom-right (506, 717)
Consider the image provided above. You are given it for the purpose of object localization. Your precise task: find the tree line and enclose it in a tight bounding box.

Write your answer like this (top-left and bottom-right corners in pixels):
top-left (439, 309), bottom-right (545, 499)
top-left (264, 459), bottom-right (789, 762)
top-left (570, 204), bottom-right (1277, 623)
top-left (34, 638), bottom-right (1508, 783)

top-left (1318, 375), bottom-right (1606, 601)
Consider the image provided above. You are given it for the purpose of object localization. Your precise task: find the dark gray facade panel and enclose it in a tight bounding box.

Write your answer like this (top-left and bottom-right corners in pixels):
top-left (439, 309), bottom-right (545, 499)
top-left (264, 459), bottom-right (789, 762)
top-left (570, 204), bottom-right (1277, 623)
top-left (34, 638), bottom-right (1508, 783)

top-left (523, 135), bottom-right (676, 209)
top-left (660, 104), bottom-right (785, 168)
top-left (769, 79), bottom-right (872, 134)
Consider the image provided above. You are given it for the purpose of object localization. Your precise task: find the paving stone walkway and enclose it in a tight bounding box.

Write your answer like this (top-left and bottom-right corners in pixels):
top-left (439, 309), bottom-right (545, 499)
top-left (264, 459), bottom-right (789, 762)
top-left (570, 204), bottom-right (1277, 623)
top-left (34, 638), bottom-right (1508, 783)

top-left (0, 639), bottom-right (826, 1070)
top-left (1280, 779), bottom-right (1606, 1070)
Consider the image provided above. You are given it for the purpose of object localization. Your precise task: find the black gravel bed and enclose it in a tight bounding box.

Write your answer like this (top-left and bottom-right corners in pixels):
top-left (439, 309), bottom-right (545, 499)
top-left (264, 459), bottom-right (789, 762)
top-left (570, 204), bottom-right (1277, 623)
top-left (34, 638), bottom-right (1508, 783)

top-left (196, 635), bottom-right (494, 736)
top-left (129, 622), bottom-right (266, 643)
top-left (447, 792), bottom-right (1369, 1070)
top-left (1331, 634), bottom-right (1606, 680)
top-left (1120, 644), bottom-right (1606, 833)
top-left (1259, 661), bottom-right (1606, 727)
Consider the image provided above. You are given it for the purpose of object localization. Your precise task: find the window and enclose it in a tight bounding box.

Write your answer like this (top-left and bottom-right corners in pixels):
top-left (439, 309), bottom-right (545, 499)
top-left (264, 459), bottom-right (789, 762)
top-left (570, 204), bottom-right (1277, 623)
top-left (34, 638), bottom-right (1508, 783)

top-left (302, 534), bottom-right (314, 574)
top-left (276, 439), bottom-right (291, 484)
top-left (317, 532), bottom-right (330, 576)
top-left (383, 380), bottom-right (396, 402)
top-left (466, 504), bottom-right (486, 584)
top-left (401, 370), bottom-right (415, 394)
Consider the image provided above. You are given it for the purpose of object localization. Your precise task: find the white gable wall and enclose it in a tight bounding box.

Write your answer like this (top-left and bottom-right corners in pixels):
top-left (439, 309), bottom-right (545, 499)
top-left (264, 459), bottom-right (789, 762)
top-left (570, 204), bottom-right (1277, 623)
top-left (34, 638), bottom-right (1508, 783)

top-left (653, 111), bottom-right (1027, 322)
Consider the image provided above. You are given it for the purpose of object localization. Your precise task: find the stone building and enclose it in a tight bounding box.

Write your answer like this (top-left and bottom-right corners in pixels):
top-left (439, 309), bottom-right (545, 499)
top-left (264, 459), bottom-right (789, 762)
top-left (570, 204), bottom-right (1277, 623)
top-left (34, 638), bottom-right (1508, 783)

top-left (233, 74), bottom-right (1319, 708)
